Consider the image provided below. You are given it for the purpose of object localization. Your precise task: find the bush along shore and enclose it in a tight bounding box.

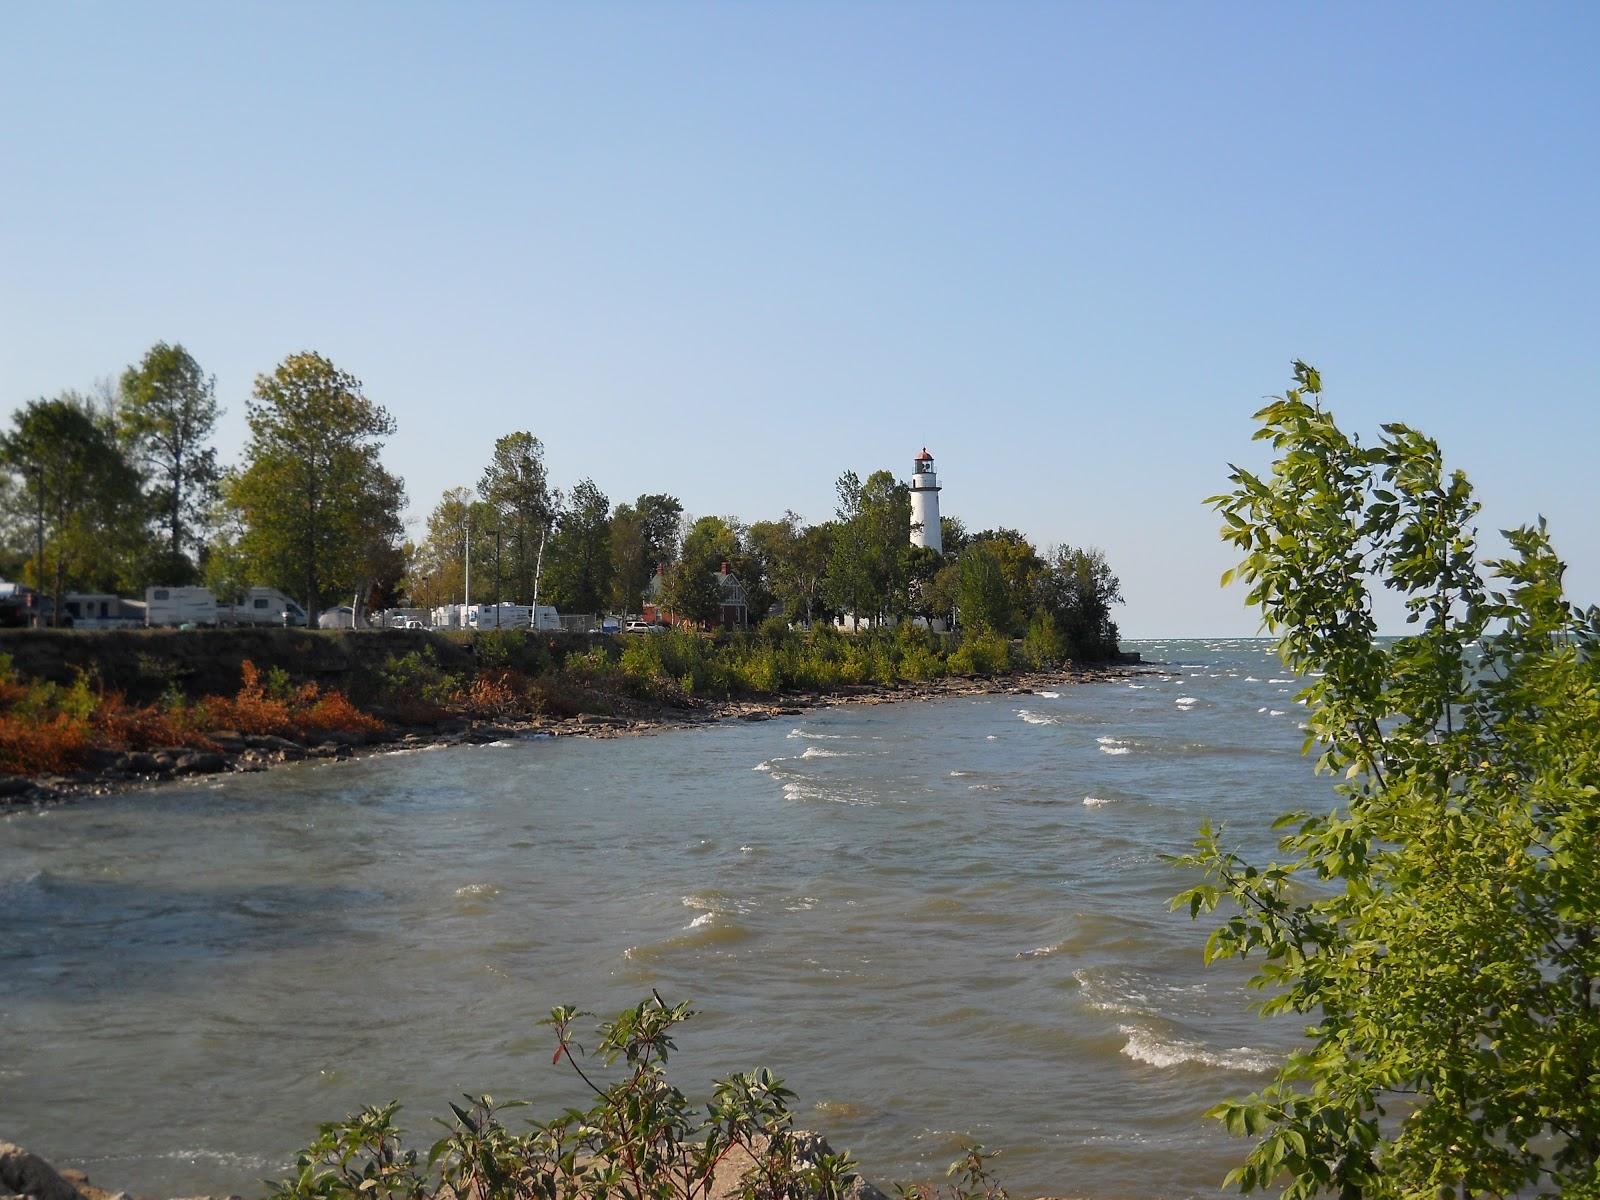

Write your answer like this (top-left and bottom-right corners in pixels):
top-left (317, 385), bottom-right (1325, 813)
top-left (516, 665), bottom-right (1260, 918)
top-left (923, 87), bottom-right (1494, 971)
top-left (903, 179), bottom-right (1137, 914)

top-left (0, 624), bottom-right (1138, 806)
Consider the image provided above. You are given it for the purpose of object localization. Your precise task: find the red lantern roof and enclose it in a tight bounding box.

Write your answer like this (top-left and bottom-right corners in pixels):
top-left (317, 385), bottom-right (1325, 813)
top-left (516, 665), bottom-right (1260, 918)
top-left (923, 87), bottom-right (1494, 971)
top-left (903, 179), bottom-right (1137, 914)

top-left (914, 448), bottom-right (934, 462)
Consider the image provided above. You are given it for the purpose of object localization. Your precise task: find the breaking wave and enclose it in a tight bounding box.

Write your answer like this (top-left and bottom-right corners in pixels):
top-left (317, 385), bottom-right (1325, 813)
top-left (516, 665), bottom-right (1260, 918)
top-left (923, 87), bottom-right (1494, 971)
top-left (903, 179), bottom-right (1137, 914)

top-left (1118, 1024), bottom-right (1275, 1073)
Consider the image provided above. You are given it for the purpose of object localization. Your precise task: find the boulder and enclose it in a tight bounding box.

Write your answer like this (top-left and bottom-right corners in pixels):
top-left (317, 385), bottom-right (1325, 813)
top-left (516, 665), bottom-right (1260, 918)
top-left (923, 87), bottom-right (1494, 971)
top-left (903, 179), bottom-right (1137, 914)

top-left (0, 1143), bottom-right (85, 1200)
top-left (174, 751), bottom-right (227, 775)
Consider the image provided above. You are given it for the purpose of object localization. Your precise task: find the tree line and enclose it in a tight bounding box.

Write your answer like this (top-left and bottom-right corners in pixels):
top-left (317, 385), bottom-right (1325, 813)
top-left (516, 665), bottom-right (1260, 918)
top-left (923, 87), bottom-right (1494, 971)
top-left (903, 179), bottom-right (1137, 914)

top-left (2, 344), bottom-right (1122, 658)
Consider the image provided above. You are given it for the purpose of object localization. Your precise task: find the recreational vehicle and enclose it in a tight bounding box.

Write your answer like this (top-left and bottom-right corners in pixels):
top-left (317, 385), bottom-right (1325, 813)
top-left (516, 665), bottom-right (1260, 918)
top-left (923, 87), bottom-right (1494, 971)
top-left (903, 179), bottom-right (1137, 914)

top-left (145, 586), bottom-right (218, 627)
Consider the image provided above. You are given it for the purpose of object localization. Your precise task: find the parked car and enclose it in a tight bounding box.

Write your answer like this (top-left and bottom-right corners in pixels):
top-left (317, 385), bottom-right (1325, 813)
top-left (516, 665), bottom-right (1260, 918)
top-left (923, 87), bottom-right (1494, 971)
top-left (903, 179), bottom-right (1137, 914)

top-left (623, 619), bottom-right (663, 634)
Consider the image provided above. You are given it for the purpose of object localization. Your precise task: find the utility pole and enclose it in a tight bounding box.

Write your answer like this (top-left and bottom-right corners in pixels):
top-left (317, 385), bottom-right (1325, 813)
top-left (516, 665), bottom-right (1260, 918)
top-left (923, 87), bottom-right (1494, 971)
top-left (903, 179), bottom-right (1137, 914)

top-left (32, 464), bottom-right (44, 628)
top-left (488, 526), bottom-right (502, 628)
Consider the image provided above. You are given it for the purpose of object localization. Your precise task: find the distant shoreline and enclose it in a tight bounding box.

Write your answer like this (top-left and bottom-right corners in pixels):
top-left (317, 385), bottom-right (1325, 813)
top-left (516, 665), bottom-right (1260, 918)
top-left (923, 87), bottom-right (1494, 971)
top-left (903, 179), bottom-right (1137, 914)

top-left (0, 646), bottom-right (1143, 809)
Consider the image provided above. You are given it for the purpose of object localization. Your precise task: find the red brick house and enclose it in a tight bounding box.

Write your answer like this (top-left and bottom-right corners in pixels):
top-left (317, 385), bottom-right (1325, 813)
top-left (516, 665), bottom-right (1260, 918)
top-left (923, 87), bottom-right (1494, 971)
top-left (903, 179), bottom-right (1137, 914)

top-left (642, 562), bottom-right (750, 631)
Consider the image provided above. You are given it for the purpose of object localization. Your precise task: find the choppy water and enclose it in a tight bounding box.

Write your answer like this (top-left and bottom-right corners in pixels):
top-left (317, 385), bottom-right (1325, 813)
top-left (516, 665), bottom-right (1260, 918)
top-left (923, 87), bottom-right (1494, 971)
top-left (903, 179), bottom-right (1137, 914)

top-left (0, 640), bottom-right (1331, 1199)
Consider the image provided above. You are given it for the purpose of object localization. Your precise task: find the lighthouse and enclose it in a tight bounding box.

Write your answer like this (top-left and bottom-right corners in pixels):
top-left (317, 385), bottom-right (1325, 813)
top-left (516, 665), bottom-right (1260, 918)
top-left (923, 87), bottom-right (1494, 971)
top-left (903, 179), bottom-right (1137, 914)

top-left (909, 447), bottom-right (943, 554)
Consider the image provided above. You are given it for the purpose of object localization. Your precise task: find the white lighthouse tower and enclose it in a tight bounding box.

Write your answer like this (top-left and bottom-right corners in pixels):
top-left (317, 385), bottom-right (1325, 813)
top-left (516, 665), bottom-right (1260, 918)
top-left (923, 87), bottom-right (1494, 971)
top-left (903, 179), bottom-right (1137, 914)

top-left (909, 447), bottom-right (943, 554)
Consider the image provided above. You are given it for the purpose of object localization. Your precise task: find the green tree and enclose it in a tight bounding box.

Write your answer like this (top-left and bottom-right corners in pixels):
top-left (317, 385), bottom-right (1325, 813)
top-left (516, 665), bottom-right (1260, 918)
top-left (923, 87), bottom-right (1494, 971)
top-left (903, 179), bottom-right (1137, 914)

top-left (954, 541), bottom-right (1012, 633)
top-left (1175, 362), bottom-right (1600, 1197)
top-left (546, 478), bottom-right (613, 613)
top-left (634, 492), bottom-right (684, 565)
top-left (1033, 545), bottom-right (1123, 660)
top-left (749, 511), bottom-right (833, 626)
top-left (660, 542), bottom-right (723, 628)
top-left (478, 432), bottom-right (556, 604)
top-left (939, 514), bottom-right (969, 558)
top-left (1, 394), bottom-right (146, 618)
top-left (967, 529), bottom-right (1042, 633)
top-left (824, 469), bottom-right (911, 626)
top-left (117, 341), bottom-right (221, 582)
top-left (227, 352), bottom-right (405, 617)
top-left (610, 493), bottom-right (684, 614)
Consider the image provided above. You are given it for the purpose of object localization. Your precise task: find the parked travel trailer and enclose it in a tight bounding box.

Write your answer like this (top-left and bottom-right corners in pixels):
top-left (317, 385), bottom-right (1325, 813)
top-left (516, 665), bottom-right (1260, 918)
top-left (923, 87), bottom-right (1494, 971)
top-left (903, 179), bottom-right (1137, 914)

top-left (146, 586), bottom-right (308, 627)
top-left (457, 603), bottom-right (563, 631)
top-left (145, 586), bottom-right (219, 627)
top-left (61, 593), bottom-right (145, 629)
top-left (221, 587), bottom-right (308, 627)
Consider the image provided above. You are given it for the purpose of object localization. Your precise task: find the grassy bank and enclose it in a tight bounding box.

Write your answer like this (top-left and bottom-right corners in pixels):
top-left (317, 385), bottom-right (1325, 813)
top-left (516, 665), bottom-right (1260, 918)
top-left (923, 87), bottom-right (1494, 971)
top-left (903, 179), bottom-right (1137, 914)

top-left (0, 622), bottom-right (1104, 779)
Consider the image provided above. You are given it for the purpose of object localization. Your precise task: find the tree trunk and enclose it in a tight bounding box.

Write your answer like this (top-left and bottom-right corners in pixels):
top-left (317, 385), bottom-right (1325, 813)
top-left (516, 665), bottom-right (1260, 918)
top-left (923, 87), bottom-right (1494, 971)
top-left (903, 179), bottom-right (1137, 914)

top-left (170, 448), bottom-right (183, 561)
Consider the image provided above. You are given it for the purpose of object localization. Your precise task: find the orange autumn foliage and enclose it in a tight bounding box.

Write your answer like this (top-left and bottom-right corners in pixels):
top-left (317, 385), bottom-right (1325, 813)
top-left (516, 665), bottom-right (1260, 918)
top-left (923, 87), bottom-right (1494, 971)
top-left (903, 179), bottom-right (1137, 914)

top-left (0, 657), bottom-right (386, 778)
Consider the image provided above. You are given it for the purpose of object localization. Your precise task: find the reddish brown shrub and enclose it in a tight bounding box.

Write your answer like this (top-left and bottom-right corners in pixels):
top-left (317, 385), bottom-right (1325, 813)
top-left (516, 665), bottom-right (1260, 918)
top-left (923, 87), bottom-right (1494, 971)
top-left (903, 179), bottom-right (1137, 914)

top-left (300, 691), bottom-right (385, 737)
top-left (0, 713), bottom-right (89, 776)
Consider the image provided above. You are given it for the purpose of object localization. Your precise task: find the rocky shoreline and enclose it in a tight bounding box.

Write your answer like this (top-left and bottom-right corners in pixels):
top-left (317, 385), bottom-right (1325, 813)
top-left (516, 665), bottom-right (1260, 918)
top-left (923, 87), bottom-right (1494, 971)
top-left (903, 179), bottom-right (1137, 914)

top-left (0, 664), bottom-right (1139, 809)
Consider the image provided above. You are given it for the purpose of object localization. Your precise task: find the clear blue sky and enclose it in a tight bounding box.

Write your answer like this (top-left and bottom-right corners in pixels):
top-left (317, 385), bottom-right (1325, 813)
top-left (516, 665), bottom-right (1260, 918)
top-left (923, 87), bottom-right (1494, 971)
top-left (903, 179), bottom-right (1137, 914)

top-left (4, 2), bottom-right (1596, 637)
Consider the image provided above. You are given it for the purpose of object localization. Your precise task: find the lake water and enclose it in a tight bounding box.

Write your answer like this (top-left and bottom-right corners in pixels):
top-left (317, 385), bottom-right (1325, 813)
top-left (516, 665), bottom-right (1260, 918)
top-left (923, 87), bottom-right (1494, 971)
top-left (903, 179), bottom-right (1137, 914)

top-left (0, 639), bottom-right (1333, 1199)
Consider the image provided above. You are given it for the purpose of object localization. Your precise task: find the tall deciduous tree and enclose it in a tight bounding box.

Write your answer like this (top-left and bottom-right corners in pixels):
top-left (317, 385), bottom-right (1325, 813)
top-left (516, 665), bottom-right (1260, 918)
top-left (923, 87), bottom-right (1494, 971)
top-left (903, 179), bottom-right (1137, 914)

top-left (0, 394), bottom-right (145, 618)
top-left (660, 541), bottom-right (724, 629)
top-left (1033, 545), bottom-right (1122, 660)
top-left (478, 432), bottom-right (555, 604)
top-left (227, 352), bottom-right (404, 616)
top-left (545, 478), bottom-right (612, 614)
top-left (117, 341), bottom-right (221, 582)
top-left (609, 493), bottom-right (684, 615)
top-left (1176, 363), bottom-right (1600, 1197)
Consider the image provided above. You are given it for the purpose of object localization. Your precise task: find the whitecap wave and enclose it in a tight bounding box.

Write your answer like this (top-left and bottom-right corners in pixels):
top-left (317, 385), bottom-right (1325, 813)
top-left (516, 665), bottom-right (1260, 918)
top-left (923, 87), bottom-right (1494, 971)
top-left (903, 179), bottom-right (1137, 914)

top-left (787, 728), bottom-right (850, 740)
top-left (1082, 795), bottom-right (1115, 807)
top-left (454, 883), bottom-right (501, 899)
top-left (1034, 690), bottom-right (1061, 699)
top-left (949, 770), bottom-right (971, 777)
top-left (800, 745), bottom-right (848, 759)
top-left (782, 781), bottom-right (869, 806)
top-left (1174, 696), bottom-right (1199, 708)
top-left (1268, 709), bottom-right (1286, 717)
top-left (1118, 1024), bottom-right (1275, 1073)
top-left (1097, 736), bottom-right (1133, 756)
top-left (1016, 708), bottom-right (1061, 726)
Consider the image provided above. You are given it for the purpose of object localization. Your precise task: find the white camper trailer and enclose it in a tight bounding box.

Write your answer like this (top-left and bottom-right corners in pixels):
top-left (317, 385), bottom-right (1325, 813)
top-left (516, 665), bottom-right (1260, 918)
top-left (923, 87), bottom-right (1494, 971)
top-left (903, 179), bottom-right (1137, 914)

top-left (462, 603), bottom-right (562, 631)
top-left (146, 586), bottom-right (218, 627)
top-left (222, 588), bottom-right (309, 627)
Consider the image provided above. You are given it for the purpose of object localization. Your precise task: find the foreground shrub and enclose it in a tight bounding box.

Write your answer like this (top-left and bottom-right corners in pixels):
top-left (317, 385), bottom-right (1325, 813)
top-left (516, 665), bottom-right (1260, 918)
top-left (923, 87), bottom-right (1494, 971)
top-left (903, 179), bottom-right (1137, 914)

top-left (947, 628), bottom-right (1011, 676)
top-left (1176, 363), bottom-right (1600, 1196)
top-left (268, 996), bottom-right (1005, 1200)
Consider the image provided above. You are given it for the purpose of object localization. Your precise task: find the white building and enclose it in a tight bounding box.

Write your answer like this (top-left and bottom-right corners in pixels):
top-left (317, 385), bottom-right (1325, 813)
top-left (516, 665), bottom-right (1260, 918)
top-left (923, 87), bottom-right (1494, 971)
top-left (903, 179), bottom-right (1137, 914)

top-left (909, 447), bottom-right (943, 554)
